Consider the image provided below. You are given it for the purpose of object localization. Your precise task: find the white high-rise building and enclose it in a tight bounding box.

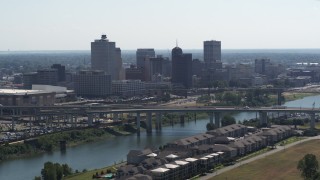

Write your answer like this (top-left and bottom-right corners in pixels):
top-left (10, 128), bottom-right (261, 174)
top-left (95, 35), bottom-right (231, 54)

top-left (203, 40), bottom-right (221, 68)
top-left (91, 35), bottom-right (121, 80)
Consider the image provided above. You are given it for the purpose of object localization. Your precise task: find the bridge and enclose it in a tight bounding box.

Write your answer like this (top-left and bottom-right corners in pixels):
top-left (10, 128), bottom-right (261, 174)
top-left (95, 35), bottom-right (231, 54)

top-left (1, 105), bottom-right (319, 136)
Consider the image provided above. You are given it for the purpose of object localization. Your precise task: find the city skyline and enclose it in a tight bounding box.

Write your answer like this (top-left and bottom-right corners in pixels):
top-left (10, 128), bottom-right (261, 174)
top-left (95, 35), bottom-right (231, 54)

top-left (1, 0), bottom-right (320, 51)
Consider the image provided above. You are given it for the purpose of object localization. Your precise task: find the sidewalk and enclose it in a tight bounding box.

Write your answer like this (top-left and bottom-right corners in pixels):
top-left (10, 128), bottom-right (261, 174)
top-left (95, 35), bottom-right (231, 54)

top-left (198, 135), bottom-right (320, 180)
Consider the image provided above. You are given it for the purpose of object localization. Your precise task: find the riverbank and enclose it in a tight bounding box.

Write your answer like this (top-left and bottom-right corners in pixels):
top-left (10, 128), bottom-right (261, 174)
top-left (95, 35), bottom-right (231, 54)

top-left (283, 92), bottom-right (319, 101)
top-left (0, 128), bottom-right (117, 162)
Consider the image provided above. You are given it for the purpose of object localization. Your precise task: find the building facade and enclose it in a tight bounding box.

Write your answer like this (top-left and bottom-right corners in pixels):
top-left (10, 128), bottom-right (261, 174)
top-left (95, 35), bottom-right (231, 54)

top-left (36, 69), bottom-right (58, 86)
top-left (51, 64), bottom-right (66, 82)
top-left (91, 35), bottom-right (121, 80)
top-left (136, 49), bottom-right (155, 68)
top-left (112, 80), bottom-right (145, 97)
top-left (171, 47), bottom-right (193, 88)
top-left (0, 89), bottom-right (55, 106)
top-left (204, 40), bottom-right (221, 69)
top-left (74, 70), bottom-right (111, 97)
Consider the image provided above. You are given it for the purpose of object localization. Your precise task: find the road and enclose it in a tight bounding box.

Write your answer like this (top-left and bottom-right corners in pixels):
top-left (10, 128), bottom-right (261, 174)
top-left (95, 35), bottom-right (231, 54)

top-left (198, 135), bottom-right (320, 180)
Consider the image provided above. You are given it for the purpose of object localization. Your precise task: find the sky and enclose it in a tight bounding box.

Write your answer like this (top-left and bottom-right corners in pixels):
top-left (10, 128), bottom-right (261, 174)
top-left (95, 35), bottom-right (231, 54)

top-left (0, 0), bottom-right (320, 50)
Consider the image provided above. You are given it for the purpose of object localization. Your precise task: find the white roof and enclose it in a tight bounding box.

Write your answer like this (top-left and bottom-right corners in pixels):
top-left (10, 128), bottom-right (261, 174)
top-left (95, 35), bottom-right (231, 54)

top-left (200, 157), bottom-right (208, 160)
top-left (175, 160), bottom-right (189, 165)
top-left (151, 168), bottom-right (170, 173)
top-left (185, 158), bottom-right (198, 162)
top-left (205, 155), bottom-right (213, 158)
top-left (165, 164), bottom-right (179, 169)
top-left (210, 153), bottom-right (219, 156)
top-left (166, 154), bottom-right (178, 158)
top-left (217, 151), bottom-right (224, 154)
top-left (147, 153), bottom-right (157, 157)
top-left (0, 89), bottom-right (45, 95)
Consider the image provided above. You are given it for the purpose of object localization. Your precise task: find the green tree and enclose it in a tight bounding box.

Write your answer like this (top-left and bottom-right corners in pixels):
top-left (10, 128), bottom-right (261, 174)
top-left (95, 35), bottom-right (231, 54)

top-left (297, 154), bottom-right (319, 180)
top-left (41, 162), bottom-right (57, 180)
top-left (62, 163), bottom-right (73, 176)
top-left (54, 163), bottom-right (63, 180)
top-left (206, 123), bottom-right (216, 131)
top-left (221, 115), bottom-right (236, 126)
top-left (34, 176), bottom-right (41, 180)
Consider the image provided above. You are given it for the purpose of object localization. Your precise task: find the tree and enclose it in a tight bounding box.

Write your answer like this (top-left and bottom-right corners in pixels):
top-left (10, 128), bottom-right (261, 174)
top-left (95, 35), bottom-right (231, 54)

top-left (221, 115), bottom-right (236, 126)
top-left (40, 162), bottom-right (72, 180)
top-left (34, 176), bottom-right (41, 180)
top-left (41, 162), bottom-right (57, 180)
top-left (62, 163), bottom-right (73, 176)
top-left (206, 123), bottom-right (216, 131)
top-left (297, 154), bottom-right (319, 180)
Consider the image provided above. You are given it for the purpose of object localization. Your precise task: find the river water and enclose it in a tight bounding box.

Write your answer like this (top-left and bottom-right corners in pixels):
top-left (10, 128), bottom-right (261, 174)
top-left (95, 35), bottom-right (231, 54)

top-left (1, 95), bottom-right (320, 180)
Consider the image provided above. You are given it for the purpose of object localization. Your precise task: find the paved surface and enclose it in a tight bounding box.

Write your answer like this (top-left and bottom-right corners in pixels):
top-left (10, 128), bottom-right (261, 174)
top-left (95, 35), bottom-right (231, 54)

top-left (198, 135), bottom-right (320, 180)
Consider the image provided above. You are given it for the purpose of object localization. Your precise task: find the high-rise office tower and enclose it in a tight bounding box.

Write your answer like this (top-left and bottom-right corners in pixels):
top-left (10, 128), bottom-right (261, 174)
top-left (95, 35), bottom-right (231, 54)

top-left (203, 40), bottom-right (221, 68)
top-left (91, 35), bottom-right (121, 80)
top-left (171, 46), bottom-right (192, 88)
top-left (136, 49), bottom-right (155, 68)
top-left (51, 64), bottom-right (66, 82)
top-left (115, 48), bottom-right (123, 80)
top-left (255, 59), bottom-right (271, 74)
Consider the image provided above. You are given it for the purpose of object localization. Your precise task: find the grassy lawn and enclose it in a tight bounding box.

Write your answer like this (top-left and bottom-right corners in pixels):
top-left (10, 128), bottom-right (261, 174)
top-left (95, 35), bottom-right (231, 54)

top-left (65, 165), bottom-right (117, 180)
top-left (212, 139), bottom-right (320, 180)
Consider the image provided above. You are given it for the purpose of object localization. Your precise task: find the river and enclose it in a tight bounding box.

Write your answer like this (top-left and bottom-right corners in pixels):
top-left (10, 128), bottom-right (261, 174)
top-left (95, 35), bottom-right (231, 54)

top-left (1, 95), bottom-right (320, 180)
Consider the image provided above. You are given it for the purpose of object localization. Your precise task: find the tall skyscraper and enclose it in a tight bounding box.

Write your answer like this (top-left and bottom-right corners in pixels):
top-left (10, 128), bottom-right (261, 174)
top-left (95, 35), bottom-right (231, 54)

top-left (91, 35), bottom-right (121, 80)
top-left (255, 59), bottom-right (271, 74)
top-left (136, 49), bottom-right (155, 68)
top-left (115, 48), bottom-right (122, 80)
top-left (204, 40), bottom-right (221, 68)
top-left (171, 46), bottom-right (192, 88)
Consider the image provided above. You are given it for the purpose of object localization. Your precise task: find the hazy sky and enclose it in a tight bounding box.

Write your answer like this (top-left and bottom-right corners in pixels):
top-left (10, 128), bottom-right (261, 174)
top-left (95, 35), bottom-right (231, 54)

top-left (1, 0), bottom-right (320, 50)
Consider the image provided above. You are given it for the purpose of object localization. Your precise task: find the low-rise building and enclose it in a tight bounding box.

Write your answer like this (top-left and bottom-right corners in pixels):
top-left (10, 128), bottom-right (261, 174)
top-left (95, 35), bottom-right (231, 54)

top-left (0, 89), bottom-right (55, 106)
top-left (112, 80), bottom-right (145, 97)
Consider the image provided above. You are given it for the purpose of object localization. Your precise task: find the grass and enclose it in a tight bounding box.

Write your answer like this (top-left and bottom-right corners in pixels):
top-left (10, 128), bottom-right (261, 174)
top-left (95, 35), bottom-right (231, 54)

top-left (236, 147), bottom-right (272, 162)
top-left (211, 139), bottom-right (320, 180)
top-left (275, 136), bottom-right (305, 146)
top-left (283, 92), bottom-right (318, 101)
top-left (299, 122), bottom-right (320, 130)
top-left (65, 165), bottom-right (118, 180)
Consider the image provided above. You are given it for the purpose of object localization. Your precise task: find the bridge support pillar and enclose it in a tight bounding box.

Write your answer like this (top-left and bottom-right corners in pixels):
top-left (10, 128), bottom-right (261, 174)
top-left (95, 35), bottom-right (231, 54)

top-left (180, 113), bottom-right (185, 124)
top-left (11, 116), bottom-right (16, 131)
top-left (113, 113), bottom-right (119, 121)
top-left (277, 91), bottom-right (282, 105)
top-left (209, 112), bottom-right (214, 125)
top-left (194, 113), bottom-right (197, 122)
top-left (146, 112), bottom-right (152, 134)
top-left (156, 112), bottom-right (162, 130)
top-left (214, 112), bottom-right (221, 128)
top-left (259, 111), bottom-right (268, 127)
top-left (137, 112), bottom-right (141, 136)
top-left (74, 116), bottom-right (77, 127)
top-left (29, 116), bottom-right (32, 131)
top-left (310, 113), bottom-right (315, 130)
top-left (88, 114), bottom-right (93, 126)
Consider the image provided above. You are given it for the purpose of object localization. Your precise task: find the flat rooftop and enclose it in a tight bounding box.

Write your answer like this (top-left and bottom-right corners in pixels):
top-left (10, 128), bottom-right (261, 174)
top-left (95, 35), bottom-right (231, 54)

top-left (0, 89), bottom-right (50, 95)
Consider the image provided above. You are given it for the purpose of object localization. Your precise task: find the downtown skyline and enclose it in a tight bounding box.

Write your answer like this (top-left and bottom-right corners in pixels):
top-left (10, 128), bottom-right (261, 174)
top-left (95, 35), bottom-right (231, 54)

top-left (1, 0), bottom-right (320, 51)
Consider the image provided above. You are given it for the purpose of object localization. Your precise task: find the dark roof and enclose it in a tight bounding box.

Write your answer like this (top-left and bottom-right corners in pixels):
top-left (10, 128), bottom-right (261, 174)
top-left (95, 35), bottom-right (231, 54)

top-left (128, 149), bottom-right (153, 157)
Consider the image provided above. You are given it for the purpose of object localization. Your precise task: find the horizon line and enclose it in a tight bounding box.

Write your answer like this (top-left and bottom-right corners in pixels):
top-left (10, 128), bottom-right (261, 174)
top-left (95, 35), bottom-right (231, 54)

top-left (1, 48), bottom-right (320, 53)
